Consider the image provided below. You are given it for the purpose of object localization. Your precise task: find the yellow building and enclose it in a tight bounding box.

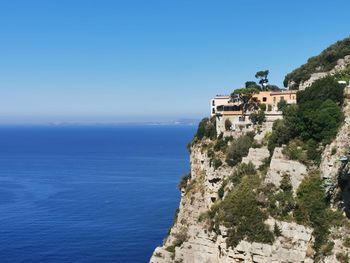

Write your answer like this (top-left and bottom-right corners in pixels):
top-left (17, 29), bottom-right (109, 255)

top-left (252, 90), bottom-right (297, 107)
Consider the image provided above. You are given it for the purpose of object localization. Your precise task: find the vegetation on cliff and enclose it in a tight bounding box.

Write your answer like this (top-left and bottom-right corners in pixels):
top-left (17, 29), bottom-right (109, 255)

top-left (294, 171), bottom-right (344, 258)
top-left (284, 36), bottom-right (350, 88)
top-left (192, 117), bottom-right (217, 143)
top-left (203, 167), bottom-right (274, 248)
top-left (268, 76), bottom-right (344, 163)
top-left (168, 37), bottom-right (350, 261)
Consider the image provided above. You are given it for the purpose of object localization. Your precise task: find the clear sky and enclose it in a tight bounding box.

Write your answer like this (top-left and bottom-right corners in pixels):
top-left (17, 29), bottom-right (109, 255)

top-left (0, 0), bottom-right (350, 124)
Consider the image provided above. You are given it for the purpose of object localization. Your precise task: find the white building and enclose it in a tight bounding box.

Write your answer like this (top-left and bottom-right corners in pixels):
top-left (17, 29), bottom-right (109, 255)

top-left (210, 95), bottom-right (231, 116)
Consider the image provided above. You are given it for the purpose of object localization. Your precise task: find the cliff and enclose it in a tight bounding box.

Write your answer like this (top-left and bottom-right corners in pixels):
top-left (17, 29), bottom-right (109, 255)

top-left (150, 39), bottom-right (350, 263)
top-left (284, 36), bottom-right (350, 89)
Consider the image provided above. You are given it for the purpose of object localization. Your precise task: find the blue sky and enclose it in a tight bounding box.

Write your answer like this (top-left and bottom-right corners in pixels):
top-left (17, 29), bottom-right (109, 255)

top-left (0, 0), bottom-right (349, 123)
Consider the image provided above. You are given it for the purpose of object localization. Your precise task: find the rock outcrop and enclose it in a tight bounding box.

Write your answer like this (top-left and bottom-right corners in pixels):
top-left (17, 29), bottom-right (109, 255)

top-left (295, 55), bottom-right (350, 90)
top-left (150, 143), bottom-right (316, 263)
top-left (242, 147), bottom-right (270, 168)
top-left (265, 147), bottom-right (308, 192)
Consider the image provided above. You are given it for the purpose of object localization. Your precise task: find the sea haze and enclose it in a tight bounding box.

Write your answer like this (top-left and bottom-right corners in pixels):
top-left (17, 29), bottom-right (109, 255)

top-left (0, 125), bottom-right (195, 263)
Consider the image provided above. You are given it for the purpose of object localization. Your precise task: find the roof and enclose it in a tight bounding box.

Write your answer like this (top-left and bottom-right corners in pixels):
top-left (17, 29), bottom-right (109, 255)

top-left (270, 90), bottom-right (297, 96)
top-left (214, 95), bottom-right (230, 99)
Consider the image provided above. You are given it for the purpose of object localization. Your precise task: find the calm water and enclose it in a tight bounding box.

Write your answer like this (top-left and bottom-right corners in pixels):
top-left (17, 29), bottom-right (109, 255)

top-left (0, 125), bottom-right (195, 263)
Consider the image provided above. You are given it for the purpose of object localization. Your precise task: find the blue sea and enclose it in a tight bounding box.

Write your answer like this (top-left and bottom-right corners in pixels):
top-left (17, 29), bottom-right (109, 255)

top-left (0, 125), bottom-right (195, 263)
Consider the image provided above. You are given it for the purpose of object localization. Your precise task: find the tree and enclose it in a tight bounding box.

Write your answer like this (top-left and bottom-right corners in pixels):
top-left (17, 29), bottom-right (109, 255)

top-left (225, 119), bottom-right (232, 131)
top-left (255, 70), bottom-right (269, 89)
top-left (231, 87), bottom-right (260, 114)
top-left (277, 99), bottom-right (288, 112)
top-left (245, 81), bottom-right (261, 90)
top-left (249, 110), bottom-right (266, 125)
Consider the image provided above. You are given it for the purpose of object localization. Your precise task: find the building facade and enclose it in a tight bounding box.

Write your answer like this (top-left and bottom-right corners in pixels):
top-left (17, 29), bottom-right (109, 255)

top-left (211, 90), bottom-right (297, 135)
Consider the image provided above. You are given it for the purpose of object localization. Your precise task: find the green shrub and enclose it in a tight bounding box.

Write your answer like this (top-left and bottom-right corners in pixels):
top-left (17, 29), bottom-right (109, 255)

top-left (267, 104), bottom-right (272, 111)
top-left (269, 77), bottom-right (344, 156)
top-left (230, 162), bottom-right (256, 185)
top-left (273, 223), bottom-right (282, 237)
top-left (306, 139), bottom-right (322, 164)
top-left (331, 147), bottom-right (337, 155)
top-left (282, 139), bottom-right (307, 164)
top-left (277, 99), bottom-right (288, 112)
top-left (298, 76), bottom-right (344, 106)
top-left (267, 119), bottom-right (293, 153)
top-left (165, 245), bottom-right (176, 253)
top-left (269, 174), bottom-right (295, 220)
top-left (214, 137), bottom-right (228, 152)
top-left (336, 252), bottom-right (350, 263)
top-left (212, 158), bottom-right (222, 170)
top-left (172, 229), bottom-right (188, 247)
top-left (226, 134), bottom-right (254, 166)
top-left (178, 173), bottom-right (191, 190)
top-left (193, 117), bottom-right (217, 142)
top-left (249, 110), bottom-right (266, 125)
top-left (216, 175), bottom-right (274, 248)
top-left (207, 149), bottom-right (214, 159)
top-left (218, 185), bottom-right (225, 199)
top-left (344, 236), bottom-right (350, 248)
top-left (294, 170), bottom-right (345, 254)
top-left (225, 119), bottom-right (232, 131)
top-left (259, 104), bottom-right (267, 111)
top-left (320, 241), bottom-right (334, 256)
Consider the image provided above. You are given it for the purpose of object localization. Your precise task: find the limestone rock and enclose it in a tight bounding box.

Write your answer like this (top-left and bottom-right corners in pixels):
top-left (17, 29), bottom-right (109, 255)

top-left (265, 147), bottom-right (307, 192)
top-left (242, 147), bottom-right (270, 168)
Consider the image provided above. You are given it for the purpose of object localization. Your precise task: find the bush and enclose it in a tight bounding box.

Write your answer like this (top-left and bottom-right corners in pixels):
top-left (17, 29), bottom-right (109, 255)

top-left (336, 252), bottom-right (350, 263)
top-left (306, 139), bottom-right (322, 164)
top-left (178, 173), bottom-right (191, 190)
top-left (193, 117), bottom-right (217, 142)
top-left (295, 99), bottom-right (343, 144)
top-left (344, 236), bottom-right (350, 248)
top-left (282, 139), bottom-right (307, 164)
top-left (225, 119), bottom-right (232, 131)
top-left (212, 158), bottom-right (222, 170)
top-left (216, 175), bottom-right (274, 248)
top-left (230, 162), bottom-right (256, 185)
top-left (218, 185), bottom-right (225, 199)
top-left (267, 104), bottom-right (272, 111)
top-left (269, 77), bottom-right (344, 155)
top-left (249, 110), bottom-right (266, 125)
top-left (267, 119), bottom-right (293, 153)
top-left (273, 223), bottom-right (282, 236)
top-left (297, 76), bottom-right (344, 107)
top-left (277, 99), bottom-right (288, 112)
top-left (214, 137), bottom-right (228, 152)
top-left (226, 134), bottom-right (254, 166)
top-left (259, 104), bottom-right (267, 111)
top-left (269, 174), bottom-right (295, 219)
top-left (294, 170), bottom-right (345, 254)
top-left (320, 241), bottom-right (334, 256)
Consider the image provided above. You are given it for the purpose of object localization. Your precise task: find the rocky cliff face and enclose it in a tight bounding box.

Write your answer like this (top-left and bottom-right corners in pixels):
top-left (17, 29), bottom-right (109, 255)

top-left (149, 141), bottom-right (331, 262)
top-left (289, 55), bottom-right (350, 90)
top-left (150, 102), bottom-right (350, 263)
top-left (150, 50), bottom-right (350, 262)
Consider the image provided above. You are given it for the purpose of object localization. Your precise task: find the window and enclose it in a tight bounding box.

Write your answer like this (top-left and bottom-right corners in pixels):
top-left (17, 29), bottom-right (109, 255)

top-left (212, 100), bottom-right (215, 106)
top-left (263, 97), bottom-right (267, 102)
top-left (212, 108), bottom-right (215, 114)
top-left (273, 97), bottom-right (276, 103)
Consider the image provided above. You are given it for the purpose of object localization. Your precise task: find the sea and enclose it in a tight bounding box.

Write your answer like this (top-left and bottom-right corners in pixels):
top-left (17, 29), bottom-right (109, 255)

top-left (0, 125), bottom-right (195, 263)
